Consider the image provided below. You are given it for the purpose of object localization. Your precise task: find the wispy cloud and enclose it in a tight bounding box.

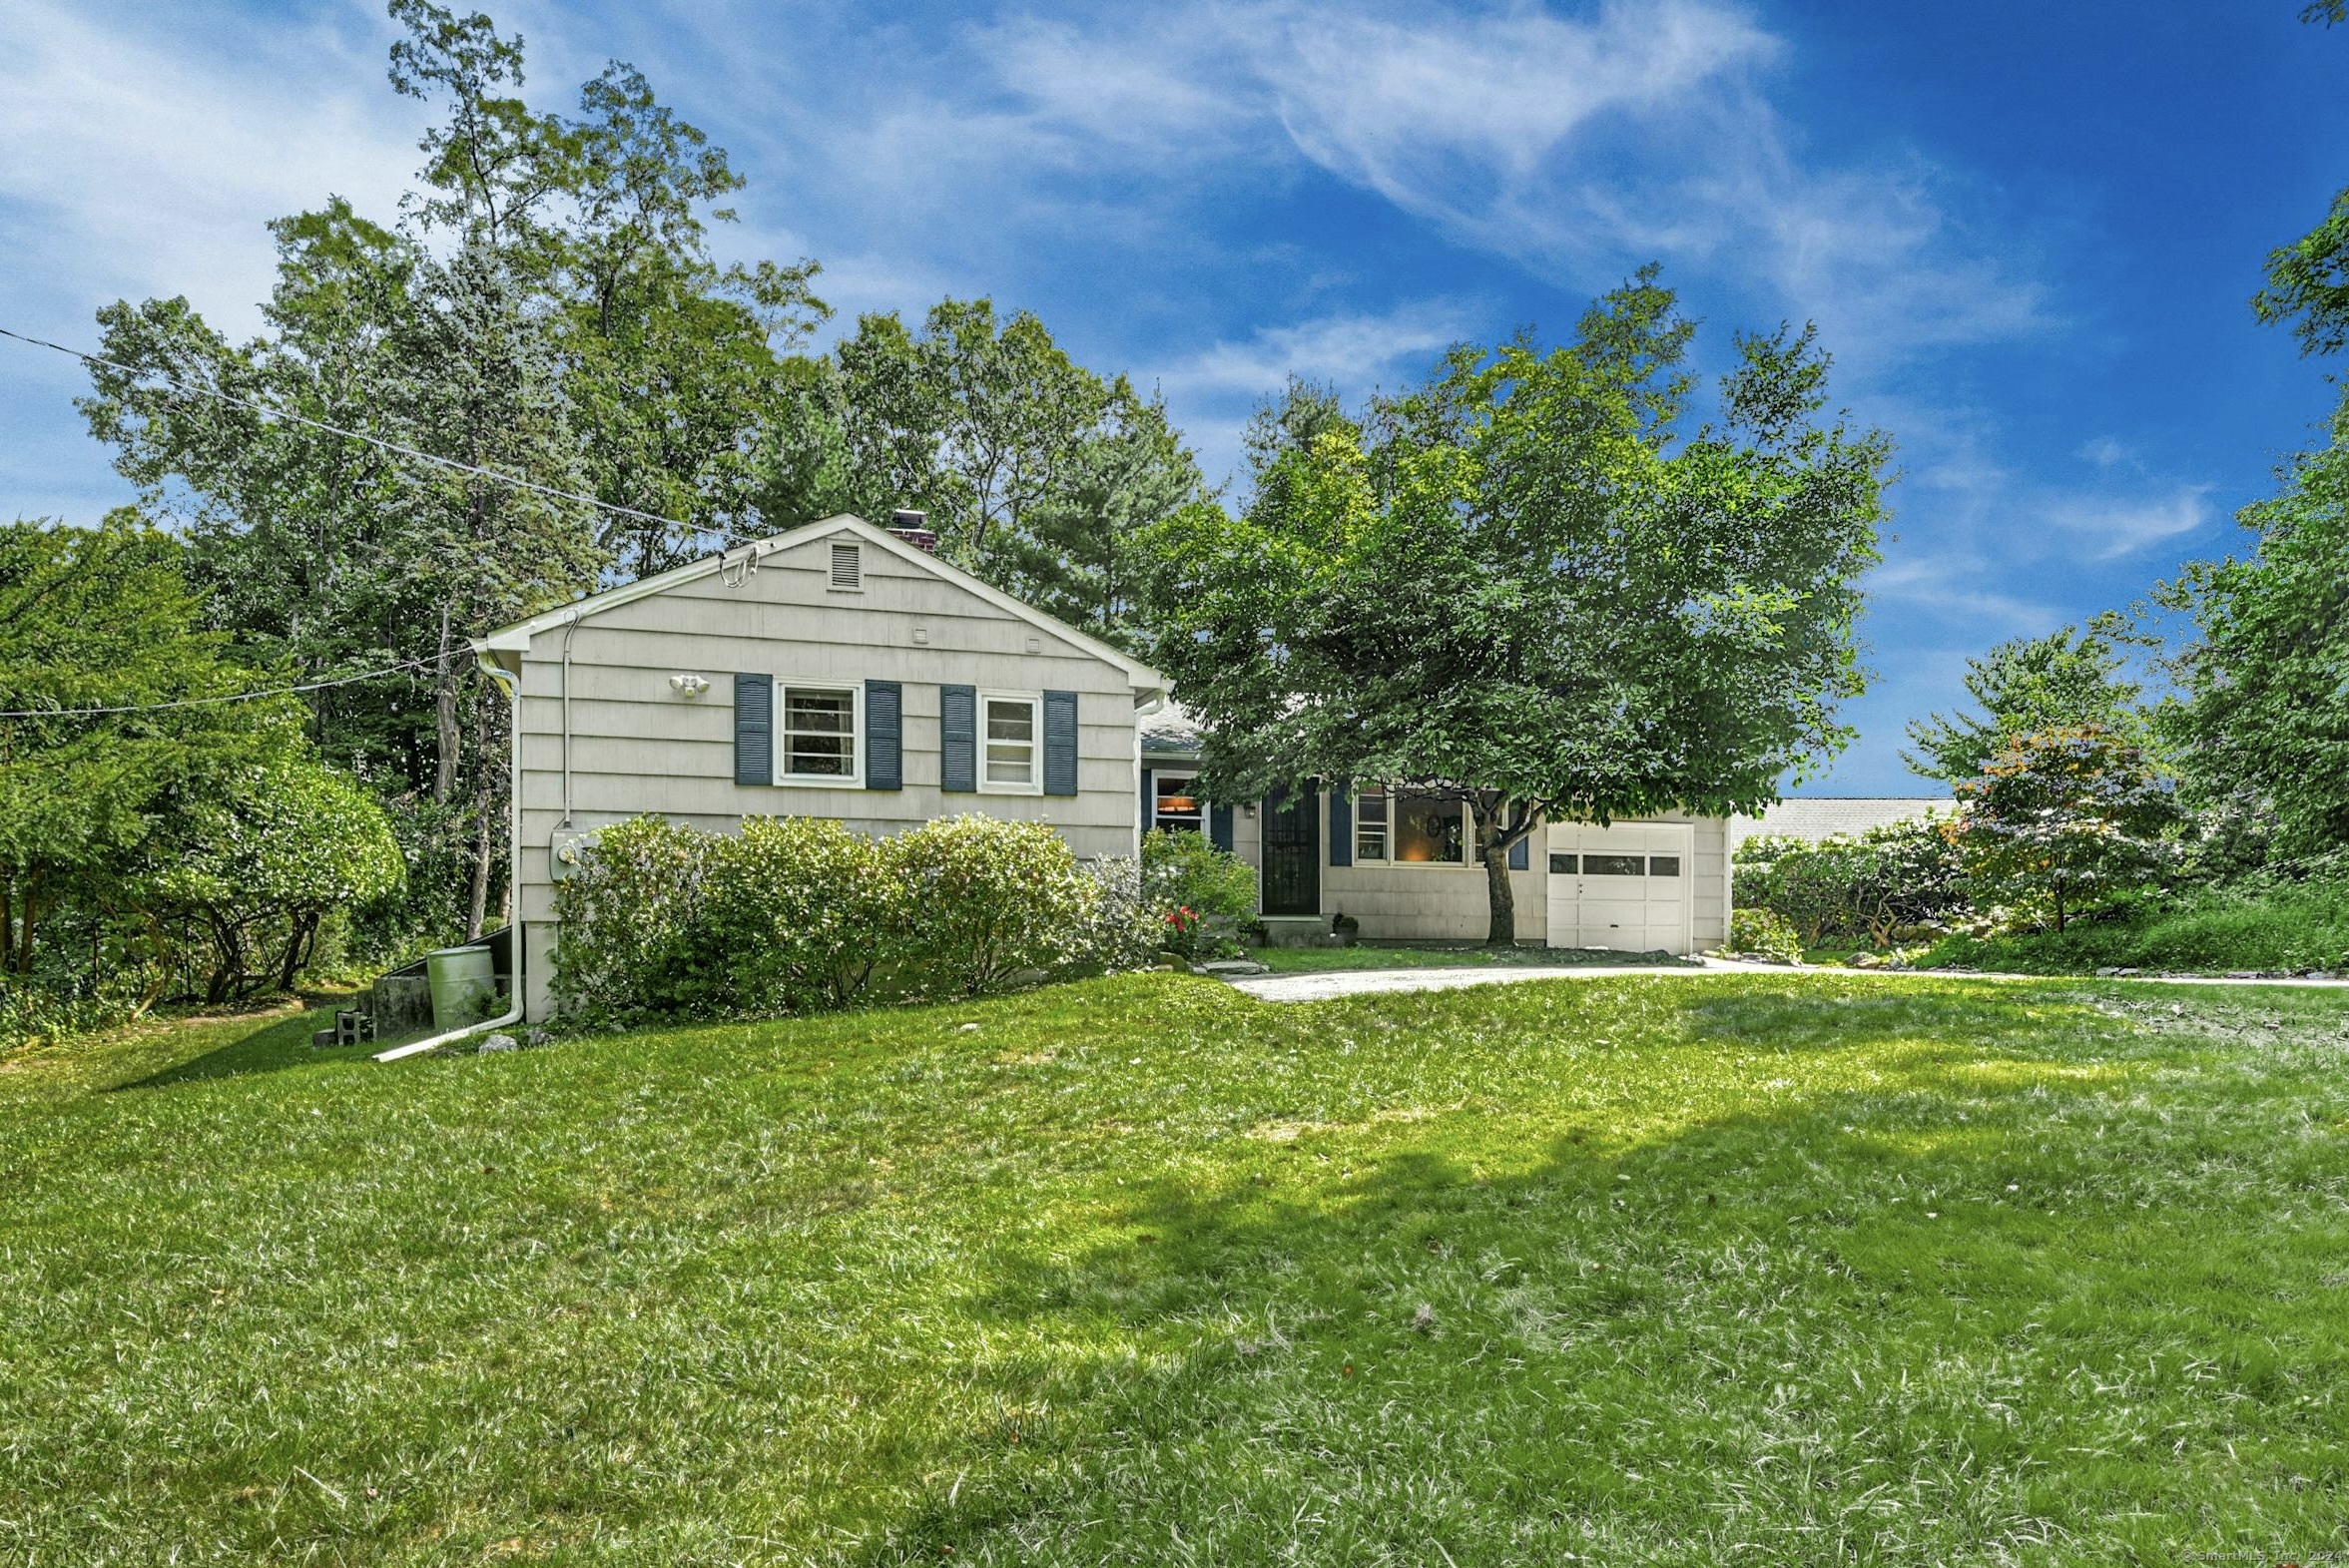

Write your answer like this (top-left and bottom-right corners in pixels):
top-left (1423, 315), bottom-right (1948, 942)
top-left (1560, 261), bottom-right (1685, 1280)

top-left (1147, 297), bottom-right (1479, 487)
top-left (0, 1), bottom-right (420, 339)
top-left (2046, 482), bottom-right (2219, 561)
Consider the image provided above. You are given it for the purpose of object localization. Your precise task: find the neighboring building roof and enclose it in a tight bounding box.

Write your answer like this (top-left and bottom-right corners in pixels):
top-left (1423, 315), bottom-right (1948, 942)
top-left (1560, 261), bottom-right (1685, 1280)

top-left (471, 512), bottom-right (1166, 690)
top-left (1730, 796), bottom-right (1951, 844)
top-left (1140, 701), bottom-right (1203, 759)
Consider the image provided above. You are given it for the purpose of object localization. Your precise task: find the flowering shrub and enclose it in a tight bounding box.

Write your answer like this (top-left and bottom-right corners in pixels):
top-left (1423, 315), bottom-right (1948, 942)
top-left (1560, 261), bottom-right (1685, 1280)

top-left (1732, 816), bottom-right (1966, 948)
top-left (1728, 906), bottom-right (1804, 963)
top-left (888, 815), bottom-right (1112, 999)
top-left (553, 813), bottom-right (1143, 1025)
top-left (547, 816), bottom-right (720, 1025)
top-left (1140, 827), bottom-right (1256, 959)
top-left (1953, 725), bottom-right (2180, 932)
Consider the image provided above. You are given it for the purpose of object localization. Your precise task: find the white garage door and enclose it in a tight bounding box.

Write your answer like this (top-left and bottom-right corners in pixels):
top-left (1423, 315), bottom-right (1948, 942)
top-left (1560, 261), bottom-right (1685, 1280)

top-left (1544, 822), bottom-right (1695, 954)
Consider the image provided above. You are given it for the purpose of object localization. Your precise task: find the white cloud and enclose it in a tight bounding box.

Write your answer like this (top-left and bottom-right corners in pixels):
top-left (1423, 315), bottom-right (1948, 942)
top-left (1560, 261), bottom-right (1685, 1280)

top-left (1152, 297), bottom-right (1477, 399)
top-left (1145, 297), bottom-right (1478, 487)
top-left (0, 1), bottom-right (422, 338)
top-left (2047, 483), bottom-right (2218, 561)
top-left (2076, 435), bottom-right (2132, 468)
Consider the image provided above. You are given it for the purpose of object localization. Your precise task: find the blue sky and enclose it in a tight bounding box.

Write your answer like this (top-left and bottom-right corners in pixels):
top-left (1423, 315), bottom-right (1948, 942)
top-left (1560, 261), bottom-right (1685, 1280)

top-left (2, 1), bottom-right (2343, 792)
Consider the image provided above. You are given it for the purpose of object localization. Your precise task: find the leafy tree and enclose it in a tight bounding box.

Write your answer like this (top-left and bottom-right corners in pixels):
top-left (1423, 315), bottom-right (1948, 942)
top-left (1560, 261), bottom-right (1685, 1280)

top-left (153, 755), bottom-right (403, 1000)
top-left (1953, 726), bottom-right (2179, 932)
top-left (1903, 619), bottom-right (2149, 784)
top-left (2157, 396), bottom-right (2349, 857)
top-left (1143, 269), bottom-right (1891, 943)
top-left (0, 518), bottom-right (287, 986)
top-left (820, 299), bottom-right (1206, 650)
top-left (2250, 3), bottom-right (2348, 353)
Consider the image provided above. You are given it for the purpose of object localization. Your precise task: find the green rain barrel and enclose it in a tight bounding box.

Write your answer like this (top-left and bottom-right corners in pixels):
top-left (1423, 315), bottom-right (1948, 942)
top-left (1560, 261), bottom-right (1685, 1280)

top-left (425, 945), bottom-right (498, 1029)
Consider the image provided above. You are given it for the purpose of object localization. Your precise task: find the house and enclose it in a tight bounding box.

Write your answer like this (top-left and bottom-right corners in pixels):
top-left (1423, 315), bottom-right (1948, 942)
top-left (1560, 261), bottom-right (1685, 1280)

top-left (471, 513), bottom-right (1166, 1021)
top-left (470, 513), bottom-right (1732, 1028)
top-left (1728, 796), bottom-right (1951, 846)
top-left (1140, 707), bottom-right (1731, 955)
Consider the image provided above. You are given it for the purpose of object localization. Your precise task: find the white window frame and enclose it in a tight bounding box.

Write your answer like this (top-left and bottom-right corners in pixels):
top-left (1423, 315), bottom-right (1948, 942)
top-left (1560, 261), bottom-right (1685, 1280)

top-left (1353, 784), bottom-right (1390, 862)
top-left (978, 689), bottom-right (1044, 795)
top-left (1384, 790), bottom-right (1475, 870)
top-left (1152, 770), bottom-right (1205, 834)
top-left (772, 678), bottom-right (864, 787)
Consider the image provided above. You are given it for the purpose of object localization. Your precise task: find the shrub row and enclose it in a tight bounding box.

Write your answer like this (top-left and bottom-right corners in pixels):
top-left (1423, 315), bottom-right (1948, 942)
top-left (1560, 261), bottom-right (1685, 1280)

top-left (1732, 817), bottom-right (1968, 948)
top-left (550, 814), bottom-right (1166, 1028)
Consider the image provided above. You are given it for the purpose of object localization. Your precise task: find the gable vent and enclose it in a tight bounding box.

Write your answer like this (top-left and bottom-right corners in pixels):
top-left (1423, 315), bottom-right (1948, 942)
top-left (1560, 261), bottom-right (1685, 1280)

top-left (830, 541), bottom-right (862, 589)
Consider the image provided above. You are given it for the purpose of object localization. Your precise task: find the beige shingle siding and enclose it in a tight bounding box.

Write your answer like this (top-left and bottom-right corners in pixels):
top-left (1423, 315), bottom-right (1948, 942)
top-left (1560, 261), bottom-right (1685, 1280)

top-left (1216, 796), bottom-right (1731, 948)
top-left (502, 528), bottom-right (1148, 1016)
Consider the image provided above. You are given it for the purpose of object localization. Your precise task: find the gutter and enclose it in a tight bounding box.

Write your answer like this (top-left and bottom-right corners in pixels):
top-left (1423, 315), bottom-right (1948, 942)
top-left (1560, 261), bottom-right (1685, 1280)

top-left (374, 654), bottom-right (527, 1062)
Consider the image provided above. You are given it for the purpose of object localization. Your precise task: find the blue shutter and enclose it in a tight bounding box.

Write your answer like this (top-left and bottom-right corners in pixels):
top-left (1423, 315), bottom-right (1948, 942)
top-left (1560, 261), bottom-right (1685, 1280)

top-left (1508, 834), bottom-right (1530, 871)
top-left (1210, 803), bottom-right (1234, 851)
top-left (1328, 786), bottom-right (1352, 867)
top-left (940, 684), bottom-right (976, 792)
top-left (1139, 766), bottom-right (1154, 833)
top-left (865, 680), bottom-right (901, 789)
top-left (734, 674), bottom-right (773, 785)
top-left (1042, 690), bottom-right (1078, 796)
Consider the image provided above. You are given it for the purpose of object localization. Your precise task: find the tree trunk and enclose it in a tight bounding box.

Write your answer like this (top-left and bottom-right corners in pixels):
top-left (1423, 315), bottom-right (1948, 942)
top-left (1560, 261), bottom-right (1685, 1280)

top-left (277, 911), bottom-right (316, 992)
top-left (1482, 843), bottom-right (1516, 946)
top-left (433, 604), bottom-right (460, 806)
top-left (2053, 878), bottom-right (2066, 933)
top-left (467, 693), bottom-right (494, 941)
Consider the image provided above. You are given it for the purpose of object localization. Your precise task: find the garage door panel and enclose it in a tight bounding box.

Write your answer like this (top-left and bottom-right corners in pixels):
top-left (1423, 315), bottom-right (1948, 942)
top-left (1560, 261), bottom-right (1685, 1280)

top-left (1544, 822), bottom-right (1694, 954)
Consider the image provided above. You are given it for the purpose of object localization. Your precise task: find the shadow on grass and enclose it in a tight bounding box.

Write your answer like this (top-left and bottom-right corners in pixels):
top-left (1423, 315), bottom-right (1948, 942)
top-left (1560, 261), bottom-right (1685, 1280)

top-left (859, 983), bottom-right (2348, 1559)
top-left (113, 1008), bottom-right (374, 1090)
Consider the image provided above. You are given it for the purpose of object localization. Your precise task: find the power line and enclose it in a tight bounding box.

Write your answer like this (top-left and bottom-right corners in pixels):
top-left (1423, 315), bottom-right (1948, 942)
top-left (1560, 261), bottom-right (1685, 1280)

top-left (0, 322), bottom-right (745, 547)
top-left (0, 656), bottom-right (441, 720)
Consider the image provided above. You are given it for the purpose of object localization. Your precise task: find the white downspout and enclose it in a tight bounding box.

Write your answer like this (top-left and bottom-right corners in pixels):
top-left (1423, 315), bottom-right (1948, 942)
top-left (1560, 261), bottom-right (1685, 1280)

top-left (375, 654), bottom-right (527, 1062)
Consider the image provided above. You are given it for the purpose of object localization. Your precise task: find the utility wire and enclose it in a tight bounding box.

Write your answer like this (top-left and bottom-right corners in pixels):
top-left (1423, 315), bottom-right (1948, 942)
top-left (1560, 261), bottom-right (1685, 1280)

top-left (0, 323), bottom-right (745, 546)
top-left (0, 657), bottom-right (443, 720)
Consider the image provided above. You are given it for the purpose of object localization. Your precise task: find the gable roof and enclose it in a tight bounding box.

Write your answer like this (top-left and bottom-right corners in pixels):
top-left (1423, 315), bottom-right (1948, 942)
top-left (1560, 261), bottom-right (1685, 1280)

top-left (473, 513), bottom-right (1165, 690)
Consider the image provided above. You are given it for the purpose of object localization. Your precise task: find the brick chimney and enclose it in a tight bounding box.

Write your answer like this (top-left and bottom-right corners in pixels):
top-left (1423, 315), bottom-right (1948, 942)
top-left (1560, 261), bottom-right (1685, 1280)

top-left (886, 508), bottom-right (939, 553)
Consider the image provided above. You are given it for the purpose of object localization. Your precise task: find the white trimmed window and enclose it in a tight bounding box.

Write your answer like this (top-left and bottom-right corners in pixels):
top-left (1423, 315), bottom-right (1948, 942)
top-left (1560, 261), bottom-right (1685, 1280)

top-left (1392, 792), bottom-right (1468, 865)
top-left (1355, 785), bottom-right (1389, 860)
top-left (981, 691), bottom-right (1042, 792)
top-left (1153, 772), bottom-right (1204, 833)
top-left (777, 682), bottom-right (862, 784)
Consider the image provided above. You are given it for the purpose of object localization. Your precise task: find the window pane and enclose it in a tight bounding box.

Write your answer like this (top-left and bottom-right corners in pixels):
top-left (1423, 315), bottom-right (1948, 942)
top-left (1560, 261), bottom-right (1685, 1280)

top-left (1154, 775), bottom-right (1203, 832)
top-left (785, 690), bottom-right (853, 733)
top-left (1648, 855), bottom-right (1681, 876)
top-left (786, 735), bottom-right (853, 775)
top-left (986, 746), bottom-right (1033, 784)
top-left (986, 701), bottom-right (1034, 742)
top-left (1548, 852), bottom-right (1576, 874)
top-left (1392, 795), bottom-right (1465, 863)
top-left (1584, 852), bottom-right (1644, 876)
top-left (780, 686), bottom-right (856, 778)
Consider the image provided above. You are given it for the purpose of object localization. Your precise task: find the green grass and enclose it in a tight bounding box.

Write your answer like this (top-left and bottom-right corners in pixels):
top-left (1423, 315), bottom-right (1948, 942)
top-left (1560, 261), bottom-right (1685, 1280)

top-left (1919, 878), bottom-right (2349, 975)
top-left (5, 974), bottom-right (2349, 1563)
top-left (1251, 940), bottom-right (1699, 973)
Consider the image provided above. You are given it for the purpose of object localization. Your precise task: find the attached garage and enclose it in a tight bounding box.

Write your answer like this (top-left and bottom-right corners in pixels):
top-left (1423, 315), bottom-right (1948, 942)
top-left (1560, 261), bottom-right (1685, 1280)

top-left (1544, 821), bottom-right (1696, 954)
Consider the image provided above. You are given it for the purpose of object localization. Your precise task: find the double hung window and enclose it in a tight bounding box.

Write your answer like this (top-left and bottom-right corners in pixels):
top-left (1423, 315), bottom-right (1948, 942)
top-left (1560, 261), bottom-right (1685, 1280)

top-left (982, 692), bottom-right (1042, 792)
top-left (1153, 773), bottom-right (1204, 832)
top-left (778, 683), bottom-right (860, 783)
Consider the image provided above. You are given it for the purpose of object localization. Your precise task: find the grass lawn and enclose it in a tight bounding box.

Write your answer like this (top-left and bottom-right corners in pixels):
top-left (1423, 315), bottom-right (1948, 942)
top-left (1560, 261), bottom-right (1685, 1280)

top-left (1915, 880), bottom-right (2349, 977)
top-left (5, 974), bottom-right (2349, 1563)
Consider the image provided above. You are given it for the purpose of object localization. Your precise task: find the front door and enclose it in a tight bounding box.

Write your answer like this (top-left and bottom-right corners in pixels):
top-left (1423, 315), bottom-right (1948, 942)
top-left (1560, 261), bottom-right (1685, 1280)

top-left (1261, 786), bottom-right (1321, 915)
